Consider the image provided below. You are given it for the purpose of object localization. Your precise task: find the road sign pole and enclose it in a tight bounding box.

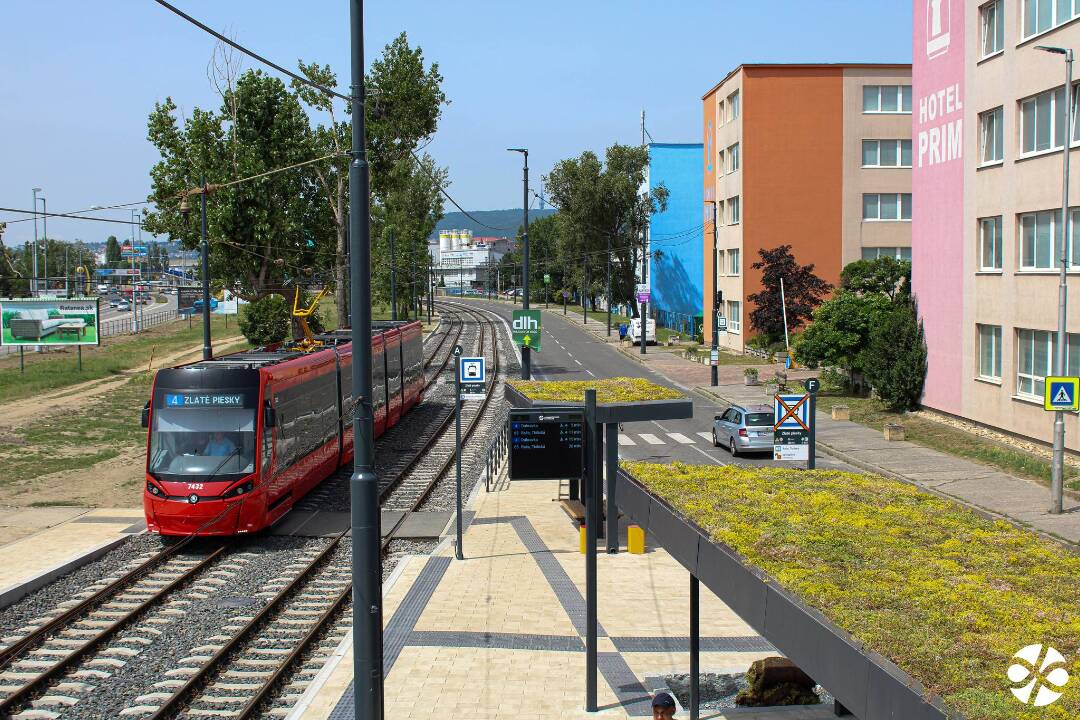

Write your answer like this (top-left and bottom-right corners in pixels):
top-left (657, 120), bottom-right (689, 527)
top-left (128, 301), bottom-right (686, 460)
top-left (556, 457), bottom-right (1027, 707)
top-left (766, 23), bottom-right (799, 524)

top-left (455, 348), bottom-right (464, 560)
top-left (807, 390), bottom-right (816, 470)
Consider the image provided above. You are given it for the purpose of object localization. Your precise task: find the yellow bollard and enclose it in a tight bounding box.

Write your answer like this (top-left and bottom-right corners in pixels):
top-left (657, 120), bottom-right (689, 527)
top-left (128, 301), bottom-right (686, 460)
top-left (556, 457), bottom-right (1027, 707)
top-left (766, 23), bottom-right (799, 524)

top-left (579, 523), bottom-right (587, 554)
top-left (627, 525), bottom-right (645, 554)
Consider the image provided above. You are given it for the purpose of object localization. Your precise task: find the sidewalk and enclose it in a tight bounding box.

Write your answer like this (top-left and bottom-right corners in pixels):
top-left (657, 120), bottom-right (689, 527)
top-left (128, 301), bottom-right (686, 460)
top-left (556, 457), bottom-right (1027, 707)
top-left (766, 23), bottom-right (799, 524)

top-left (551, 308), bottom-right (1080, 546)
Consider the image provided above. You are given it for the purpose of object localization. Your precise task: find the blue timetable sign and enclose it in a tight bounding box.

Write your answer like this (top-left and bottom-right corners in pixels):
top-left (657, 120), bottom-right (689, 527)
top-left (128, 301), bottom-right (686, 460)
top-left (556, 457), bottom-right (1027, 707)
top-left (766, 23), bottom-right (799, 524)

top-left (165, 393), bottom-right (245, 408)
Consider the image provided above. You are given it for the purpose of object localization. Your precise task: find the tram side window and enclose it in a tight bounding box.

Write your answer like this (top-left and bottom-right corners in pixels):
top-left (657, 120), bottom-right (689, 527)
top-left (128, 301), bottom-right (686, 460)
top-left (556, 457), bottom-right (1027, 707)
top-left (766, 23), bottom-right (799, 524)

top-left (373, 345), bottom-right (387, 412)
top-left (261, 399), bottom-right (273, 475)
top-left (386, 340), bottom-right (402, 398)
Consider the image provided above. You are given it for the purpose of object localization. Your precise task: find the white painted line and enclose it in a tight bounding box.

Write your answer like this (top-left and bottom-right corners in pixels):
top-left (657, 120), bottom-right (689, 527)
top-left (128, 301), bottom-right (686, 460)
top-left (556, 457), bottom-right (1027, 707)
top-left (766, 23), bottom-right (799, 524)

top-left (667, 432), bottom-right (695, 445)
top-left (618, 435), bottom-right (636, 446)
top-left (575, 359), bottom-right (583, 366)
top-left (690, 445), bottom-right (724, 465)
top-left (638, 433), bottom-right (665, 445)
top-left (584, 369), bottom-right (596, 377)
top-left (567, 351), bottom-right (573, 357)
top-left (696, 432), bottom-right (713, 442)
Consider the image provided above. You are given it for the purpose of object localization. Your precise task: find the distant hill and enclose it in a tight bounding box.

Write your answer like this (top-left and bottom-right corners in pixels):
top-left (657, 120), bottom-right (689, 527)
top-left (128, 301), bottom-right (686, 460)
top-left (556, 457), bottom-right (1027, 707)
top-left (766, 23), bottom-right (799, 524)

top-left (428, 209), bottom-right (555, 240)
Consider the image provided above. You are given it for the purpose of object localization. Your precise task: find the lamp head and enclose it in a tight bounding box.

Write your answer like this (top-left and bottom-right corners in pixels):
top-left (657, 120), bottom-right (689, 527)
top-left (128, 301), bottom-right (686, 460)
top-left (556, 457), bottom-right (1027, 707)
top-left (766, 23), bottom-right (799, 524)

top-left (1035, 44), bottom-right (1069, 55)
top-left (179, 195), bottom-right (192, 227)
top-left (507, 147), bottom-right (527, 154)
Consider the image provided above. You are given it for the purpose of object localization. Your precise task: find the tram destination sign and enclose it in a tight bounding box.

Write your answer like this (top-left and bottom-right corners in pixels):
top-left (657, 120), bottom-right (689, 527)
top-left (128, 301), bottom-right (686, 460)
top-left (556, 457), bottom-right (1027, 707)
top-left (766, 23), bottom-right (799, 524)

top-left (164, 393), bottom-right (246, 408)
top-left (508, 408), bottom-right (584, 480)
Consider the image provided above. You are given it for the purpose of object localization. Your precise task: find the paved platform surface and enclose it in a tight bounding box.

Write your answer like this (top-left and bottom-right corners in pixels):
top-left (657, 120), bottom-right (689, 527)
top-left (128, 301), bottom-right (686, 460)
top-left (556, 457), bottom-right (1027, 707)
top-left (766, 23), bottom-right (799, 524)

top-left (295, 476), bottom-right (830, 720)
top-left (0, 508), bottom-right (145, 606)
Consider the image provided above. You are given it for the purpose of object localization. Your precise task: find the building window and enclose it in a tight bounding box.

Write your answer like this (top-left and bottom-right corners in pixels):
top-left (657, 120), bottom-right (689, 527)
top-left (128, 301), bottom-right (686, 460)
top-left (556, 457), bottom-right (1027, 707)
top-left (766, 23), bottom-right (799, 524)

top-left (729, 249), bottom-right (740, 276)
top-left (863, 85), bottom-right (912, 114)
top-left (978, 324), bottom-right (1003, 380)
top-left (718, 99), bottom-right (725, 124)
top-left (861, 247), bottom-right (913, 261)
top-left (979, 107), bottom-right (1004, 164)
top-left (862, 140), bottom-right (913, 167)
top-left (981, 1), bottom-right (1005, 56)
top-left (1023, 0), bottom-right (1079, 38)
top-left (862, 193), bottom-right (912, 221)
top-left (1018, 86), bottom-right (1079, 154)
top-left (1019, 210), bottom-right (1059, 269)
top-left (1018, 329), bottom-right (1080, 396)
top-left (728, 196), bottom-right (740, 225)
top-left (717, 149), bottom-right (725, 174)
top-left (728, 143), bottom-right (740, 172)
top-left (728, 91), bottom-right (740, 121)
top-left (727, 300), bottom-right (741, 333)
top-left (979, 216), bottom-right (1004, 270)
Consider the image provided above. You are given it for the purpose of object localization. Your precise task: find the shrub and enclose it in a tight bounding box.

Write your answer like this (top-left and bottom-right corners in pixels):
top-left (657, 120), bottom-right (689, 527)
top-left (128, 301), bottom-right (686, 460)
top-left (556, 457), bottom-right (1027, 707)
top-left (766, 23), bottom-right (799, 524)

top-left (865, 299), bottom-right (927, 411)
top-left (239, 294), bottom-right (290, 346)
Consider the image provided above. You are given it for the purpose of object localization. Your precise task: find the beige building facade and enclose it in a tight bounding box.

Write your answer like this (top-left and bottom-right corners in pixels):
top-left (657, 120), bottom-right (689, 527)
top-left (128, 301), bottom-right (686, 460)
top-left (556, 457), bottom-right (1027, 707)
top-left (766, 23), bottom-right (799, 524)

top-left (702, 64), bottom-right (912, 352)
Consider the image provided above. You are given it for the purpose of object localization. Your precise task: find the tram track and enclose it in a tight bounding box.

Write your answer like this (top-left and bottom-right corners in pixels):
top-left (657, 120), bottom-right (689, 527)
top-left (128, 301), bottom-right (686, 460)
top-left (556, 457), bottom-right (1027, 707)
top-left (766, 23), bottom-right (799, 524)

top-left (0, 302), bottom-right (510, 720)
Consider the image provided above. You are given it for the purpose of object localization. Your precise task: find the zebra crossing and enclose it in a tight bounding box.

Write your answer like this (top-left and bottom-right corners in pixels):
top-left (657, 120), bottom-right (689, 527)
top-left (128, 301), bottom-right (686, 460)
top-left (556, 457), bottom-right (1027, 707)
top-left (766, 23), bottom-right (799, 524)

top-left (618, 430), bottom-right (716, 447)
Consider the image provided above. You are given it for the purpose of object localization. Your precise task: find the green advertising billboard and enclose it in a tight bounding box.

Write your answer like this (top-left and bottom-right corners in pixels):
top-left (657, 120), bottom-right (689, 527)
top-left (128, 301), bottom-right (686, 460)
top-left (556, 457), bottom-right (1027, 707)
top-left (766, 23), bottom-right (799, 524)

top-left (511, 309), bottom-right (541, 351)
top-left (0, 297), bottom-right (101, 347)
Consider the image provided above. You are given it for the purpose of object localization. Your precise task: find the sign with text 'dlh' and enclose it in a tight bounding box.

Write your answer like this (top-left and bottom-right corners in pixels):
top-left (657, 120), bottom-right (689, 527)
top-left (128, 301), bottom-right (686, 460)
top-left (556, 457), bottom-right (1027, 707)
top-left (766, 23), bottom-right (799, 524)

top-left (512, 309), bottom-right (541, 351)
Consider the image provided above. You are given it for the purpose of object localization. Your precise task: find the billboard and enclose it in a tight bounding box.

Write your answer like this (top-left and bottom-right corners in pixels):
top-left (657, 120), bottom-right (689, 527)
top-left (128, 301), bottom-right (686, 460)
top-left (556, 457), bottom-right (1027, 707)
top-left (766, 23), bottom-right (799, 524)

top-left (0, 297), bottom-right (101, 347)
top-left (178, 287), bottom-right (202, 312)
top-left (912, 0), bottom-right (965, 414)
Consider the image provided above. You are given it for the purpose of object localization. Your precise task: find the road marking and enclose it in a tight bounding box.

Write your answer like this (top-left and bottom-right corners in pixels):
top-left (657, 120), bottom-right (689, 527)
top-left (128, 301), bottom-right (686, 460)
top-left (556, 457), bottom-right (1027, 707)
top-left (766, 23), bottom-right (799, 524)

top-left (567, 351), bottom-right (573, 357)
top-left (696, 432), bottom-right (713, 442)
top-left (667, 433), bottom-right (694, 445)
top-left (618, 435), bottom-right (635, 446)
top-left (584, 369), bottom-right (596, 377)
top-left (638, 433), bottom-right (664, 445)
top-left (575, 359), bottom-right (583, 366)
top-left (690, 445), bottom-right (723, 465)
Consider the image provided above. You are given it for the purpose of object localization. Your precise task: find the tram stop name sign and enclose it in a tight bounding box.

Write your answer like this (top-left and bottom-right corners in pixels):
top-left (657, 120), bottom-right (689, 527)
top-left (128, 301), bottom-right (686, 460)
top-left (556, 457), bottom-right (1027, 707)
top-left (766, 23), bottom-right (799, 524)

top-left (508, 408), bottom-right (583, 480)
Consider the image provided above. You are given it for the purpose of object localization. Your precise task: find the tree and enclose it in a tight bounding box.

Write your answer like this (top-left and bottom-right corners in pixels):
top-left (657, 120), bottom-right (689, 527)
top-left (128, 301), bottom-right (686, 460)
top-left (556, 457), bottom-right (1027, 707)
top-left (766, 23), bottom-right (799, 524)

top-left (747, 245), bottom-right (831, 342)
top-left (840, 257), bottom-right (910, 300)
top-left (792, 291), bottom-right (892, 378)
top-left (544, 144), bottom-right (667, 317)
top-left (105, 236), bottom-right (122, 265)
top-left (143, 70), bottom-right (323, 302)
top-left (865, 299), bottom-right (927, 411)
top-left (238, 294), bottom-right (291, 346)
top-left (294, 32), bottom-right (448, 322)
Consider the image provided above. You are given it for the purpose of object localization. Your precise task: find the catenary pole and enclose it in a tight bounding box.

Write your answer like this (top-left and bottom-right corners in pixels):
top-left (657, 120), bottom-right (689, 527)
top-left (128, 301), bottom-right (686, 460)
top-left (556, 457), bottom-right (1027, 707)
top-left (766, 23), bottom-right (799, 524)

top-left (389, 227), bottom-right (396, 321)
top-left (200, 176), bottom-right (211, 359)
top-left (710, 201), bottom-right (719, 386)
top-left (348, 0), bottom-right (384, 717)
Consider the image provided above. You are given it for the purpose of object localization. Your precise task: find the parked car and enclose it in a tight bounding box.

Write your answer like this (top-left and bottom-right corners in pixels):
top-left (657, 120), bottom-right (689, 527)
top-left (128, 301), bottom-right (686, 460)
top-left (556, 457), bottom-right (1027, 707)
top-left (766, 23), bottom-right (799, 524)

top-left (192, 298), bottom-right (219, 311)
top-left (108, 298), bottom-right (120, 308)
top-left (712, 404), bottom-right (774, 456)
top-left (627, 317), bottom-right (656, 346)
top-left (116, 300), bottom-right (132, 311)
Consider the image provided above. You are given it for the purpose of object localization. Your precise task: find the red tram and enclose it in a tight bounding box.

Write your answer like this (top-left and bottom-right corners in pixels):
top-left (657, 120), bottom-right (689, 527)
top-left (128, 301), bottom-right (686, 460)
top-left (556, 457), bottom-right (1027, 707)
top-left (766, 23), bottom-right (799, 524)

top-left (142, 321), bottom-right (424, 536)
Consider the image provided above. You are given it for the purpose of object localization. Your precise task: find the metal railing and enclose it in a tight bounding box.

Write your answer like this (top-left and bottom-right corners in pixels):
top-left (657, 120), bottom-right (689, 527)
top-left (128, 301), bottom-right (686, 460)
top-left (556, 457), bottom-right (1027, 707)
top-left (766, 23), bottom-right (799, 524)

top-left (98, 307), bottom-right (178, 338)
top-left (484, 418), bottom-right (510, 492)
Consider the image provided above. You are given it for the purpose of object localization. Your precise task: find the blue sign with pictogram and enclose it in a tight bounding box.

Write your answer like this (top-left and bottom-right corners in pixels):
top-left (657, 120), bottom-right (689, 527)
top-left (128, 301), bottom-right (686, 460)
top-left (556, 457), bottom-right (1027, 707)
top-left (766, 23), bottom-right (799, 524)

top-left (459, 357), bottom-right (485, 383)
top-left (1045, 376), bottom-right (1079, 412)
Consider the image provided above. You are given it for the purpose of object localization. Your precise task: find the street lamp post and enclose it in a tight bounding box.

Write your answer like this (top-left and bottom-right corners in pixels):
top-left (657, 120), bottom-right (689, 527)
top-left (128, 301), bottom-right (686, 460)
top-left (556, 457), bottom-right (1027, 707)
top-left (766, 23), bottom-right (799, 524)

top-left (40, 196), bottom-right (48, 294)
top-left (508, 148), bottom-right (531, 380)
top-left (31, 188), bottom-right (42, 294)
top-left (706, 201), bottom-right (720, 387)
top-left (1037, 44), bottom-right (1074, 514)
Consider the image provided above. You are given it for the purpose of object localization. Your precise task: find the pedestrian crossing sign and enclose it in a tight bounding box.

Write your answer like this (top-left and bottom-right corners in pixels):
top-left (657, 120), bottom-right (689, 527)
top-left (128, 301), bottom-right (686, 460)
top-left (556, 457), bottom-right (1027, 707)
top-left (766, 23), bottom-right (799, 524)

top-left (1045, 376), bottom-right (1079, 411)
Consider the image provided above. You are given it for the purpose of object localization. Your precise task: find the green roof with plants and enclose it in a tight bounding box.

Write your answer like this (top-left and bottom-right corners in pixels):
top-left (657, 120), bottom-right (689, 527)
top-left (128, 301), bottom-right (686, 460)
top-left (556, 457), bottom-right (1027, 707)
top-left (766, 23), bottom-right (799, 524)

top-left (625, 461), bottom-right (1080, 720)
top-left (508, 377), bottom-right (684, 403)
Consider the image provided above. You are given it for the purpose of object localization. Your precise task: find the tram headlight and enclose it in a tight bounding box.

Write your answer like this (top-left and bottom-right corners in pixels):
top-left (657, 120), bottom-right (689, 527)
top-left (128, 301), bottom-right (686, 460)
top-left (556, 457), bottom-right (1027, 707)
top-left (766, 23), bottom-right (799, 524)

top-left (146, 482), bottom-right (163, 497)
top-left (223, 481), bottom-right (254, 498)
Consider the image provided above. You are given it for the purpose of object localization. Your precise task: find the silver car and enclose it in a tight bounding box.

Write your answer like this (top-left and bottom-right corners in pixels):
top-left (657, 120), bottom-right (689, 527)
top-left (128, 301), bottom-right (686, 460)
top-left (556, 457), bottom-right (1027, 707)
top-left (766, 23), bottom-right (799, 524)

top-left (712, 404), bottom-right (774, 456)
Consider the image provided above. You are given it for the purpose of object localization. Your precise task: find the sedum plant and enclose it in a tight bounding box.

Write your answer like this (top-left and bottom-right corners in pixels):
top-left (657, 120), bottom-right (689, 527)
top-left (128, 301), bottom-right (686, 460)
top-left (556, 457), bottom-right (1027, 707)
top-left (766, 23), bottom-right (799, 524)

top-left (508, 377), bottom-right (683, 403)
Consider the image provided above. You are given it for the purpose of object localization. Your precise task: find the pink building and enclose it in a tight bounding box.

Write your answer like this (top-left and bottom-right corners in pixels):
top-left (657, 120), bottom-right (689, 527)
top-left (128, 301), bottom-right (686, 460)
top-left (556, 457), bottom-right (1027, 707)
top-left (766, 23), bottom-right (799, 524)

top-left (913, 0), bottom-right (1079, 450)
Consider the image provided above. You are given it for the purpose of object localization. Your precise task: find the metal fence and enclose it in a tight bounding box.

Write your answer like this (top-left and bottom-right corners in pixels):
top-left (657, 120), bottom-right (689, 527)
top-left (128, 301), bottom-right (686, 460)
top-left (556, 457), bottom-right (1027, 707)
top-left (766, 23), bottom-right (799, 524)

top-left (98, 307), bottom-right (178, 338)
top-left (652, 309), bottom-right (702, 340)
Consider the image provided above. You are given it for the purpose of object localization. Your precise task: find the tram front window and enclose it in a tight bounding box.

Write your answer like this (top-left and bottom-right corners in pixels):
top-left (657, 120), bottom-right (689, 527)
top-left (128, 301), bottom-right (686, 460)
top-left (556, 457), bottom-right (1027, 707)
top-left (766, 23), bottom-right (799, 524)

top-left (149, 407), bottom-right (256, 478)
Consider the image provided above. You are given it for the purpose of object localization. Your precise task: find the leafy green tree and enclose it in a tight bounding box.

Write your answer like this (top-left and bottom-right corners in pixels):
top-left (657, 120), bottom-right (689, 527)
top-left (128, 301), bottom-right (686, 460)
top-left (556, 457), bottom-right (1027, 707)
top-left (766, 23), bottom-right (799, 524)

top-left (105, 236), bottom-right (122, 265)
top-left (143, 70), bottom-right (323, 302)
top-left (840, 257), bottom-right (910, 300)
top-left (239, 294), bottom-right (291, 346)
top-left (747, 245), bottom-right (831, 342)
top-left (294, 32), bottom-right (448, 323)
top-left (865, 299), bottom-right (927, 411)
top-left (792, 291), bottom-right (892, 377)
top-left (545, 144), bottom-right (667, 317)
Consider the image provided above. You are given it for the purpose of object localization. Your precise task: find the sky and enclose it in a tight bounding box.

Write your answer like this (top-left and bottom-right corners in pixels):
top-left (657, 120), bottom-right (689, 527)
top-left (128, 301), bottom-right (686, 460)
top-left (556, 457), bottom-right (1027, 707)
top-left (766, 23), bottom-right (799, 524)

top-left (0, 1), bottom-right (913, 248)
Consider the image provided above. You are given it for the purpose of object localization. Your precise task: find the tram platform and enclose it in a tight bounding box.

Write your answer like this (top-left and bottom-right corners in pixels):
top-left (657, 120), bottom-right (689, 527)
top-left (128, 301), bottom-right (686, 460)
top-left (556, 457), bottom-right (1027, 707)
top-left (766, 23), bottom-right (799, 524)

top-left (291, 476), bottom-right (831, 719)
top-left (0, 507), bottom-right (145, 610)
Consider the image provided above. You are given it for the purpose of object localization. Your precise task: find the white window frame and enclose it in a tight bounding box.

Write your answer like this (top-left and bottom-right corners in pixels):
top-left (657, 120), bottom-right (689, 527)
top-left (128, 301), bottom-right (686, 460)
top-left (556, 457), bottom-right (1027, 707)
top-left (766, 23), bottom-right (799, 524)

top-left (728, 90), bottom-right (740, 121)
top-left (861, 247), bottom-right (913, 261)
top-left (717, 149), bottom-right (725, 175)
top-left (727, 300), bottom-right (741, 333)
top-left (981, 0), bottom-right (1005, 57)
top-left (979, 107), bottom-right (1004, 164)
top-left (728, 142), bottom-right (740, 173)
top-left (1020, 87), bottom-right (1071, 155)
top-left (1016, 328), bottom-right (1054, 398)
top-left (1022, 0), bottom-right (1080, 39)
top-left (1018, 209), bottom-right (1060, 270)
top-left (977, 324), bottom-right (1003, 380)
top-left (862, 193), bottom-right (912, 221)
top-left (729, 249), bottom-right (740, 276)
top-left (728, 196), bottom-right (741, 225)
top-left (718, 99), bottom-right (726, 125)
top-left (979, 216), bottom-right (1004, 270)
top-left (863, 85), bottom-right (913, 114)
top-left (861, 139), bottom-right (913, 168)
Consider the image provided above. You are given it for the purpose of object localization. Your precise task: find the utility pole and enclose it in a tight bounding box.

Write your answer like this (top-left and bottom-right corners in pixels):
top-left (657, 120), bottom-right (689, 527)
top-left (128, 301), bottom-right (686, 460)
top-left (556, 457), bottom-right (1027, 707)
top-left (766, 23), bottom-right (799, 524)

top-left (583, 256), bottom-right (588, 324)
top-left (200, 177), bottom-right (210, 357)
top-left (1037, 45), bottom-right (1074, 514)
top-left (41, 196), bottom-right (48, 294)
top-left (348, 0), bottom-right (384, 715)
top-left (509, 147), bottom-right (531, 380)
top-left (389, 227), bottom-right (397, 321)
top-left (32, 188), bottom-right (41, 294)
top-left (708, 200), bottom-right (719, 387)
top-left (640, 112), bottom-right (648, 355)
top-left (606, 235), bottom-right (612, 336)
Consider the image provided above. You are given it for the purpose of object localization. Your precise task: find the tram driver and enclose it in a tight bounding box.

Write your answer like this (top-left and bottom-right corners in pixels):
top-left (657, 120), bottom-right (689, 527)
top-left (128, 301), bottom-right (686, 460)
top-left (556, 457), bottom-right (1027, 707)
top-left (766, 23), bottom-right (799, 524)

top-left (202, 431), bottom-right (238, 457)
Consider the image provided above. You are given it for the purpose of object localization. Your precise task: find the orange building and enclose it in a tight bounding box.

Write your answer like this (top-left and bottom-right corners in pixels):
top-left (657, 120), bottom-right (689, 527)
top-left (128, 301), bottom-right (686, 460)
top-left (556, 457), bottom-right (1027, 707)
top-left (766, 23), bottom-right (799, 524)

top-left (702, 64), bottom-right (912, 350)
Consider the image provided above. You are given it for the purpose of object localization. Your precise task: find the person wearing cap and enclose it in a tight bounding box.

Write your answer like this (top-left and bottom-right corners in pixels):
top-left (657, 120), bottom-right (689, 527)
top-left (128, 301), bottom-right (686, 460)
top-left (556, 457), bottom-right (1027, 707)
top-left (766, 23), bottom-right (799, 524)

top-left (652, 691), bottom-right (677, 719)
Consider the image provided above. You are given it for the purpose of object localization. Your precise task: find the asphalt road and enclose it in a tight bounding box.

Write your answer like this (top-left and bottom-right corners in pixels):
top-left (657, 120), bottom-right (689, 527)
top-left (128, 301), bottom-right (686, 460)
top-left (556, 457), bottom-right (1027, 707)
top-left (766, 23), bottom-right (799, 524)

top-left (462, 298), bottom-right (850, 471)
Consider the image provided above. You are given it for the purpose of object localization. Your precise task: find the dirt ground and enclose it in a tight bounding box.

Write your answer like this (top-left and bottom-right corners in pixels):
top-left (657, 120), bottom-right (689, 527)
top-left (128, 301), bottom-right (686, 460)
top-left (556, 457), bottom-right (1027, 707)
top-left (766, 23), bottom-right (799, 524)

top-left (0, 335), bottom-right (248, 513)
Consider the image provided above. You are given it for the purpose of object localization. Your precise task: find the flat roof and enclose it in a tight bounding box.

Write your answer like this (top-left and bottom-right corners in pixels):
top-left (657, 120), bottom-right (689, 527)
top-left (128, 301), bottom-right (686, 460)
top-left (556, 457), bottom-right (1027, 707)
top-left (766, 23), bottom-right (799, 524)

top-left (702, 62), bottom-right (912, 100)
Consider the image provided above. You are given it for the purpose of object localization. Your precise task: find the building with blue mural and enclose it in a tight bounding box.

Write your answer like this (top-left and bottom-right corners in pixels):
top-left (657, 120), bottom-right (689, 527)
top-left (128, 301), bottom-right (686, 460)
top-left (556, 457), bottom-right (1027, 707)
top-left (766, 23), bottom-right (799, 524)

top-left (645, 143), bottom-right (704, 338)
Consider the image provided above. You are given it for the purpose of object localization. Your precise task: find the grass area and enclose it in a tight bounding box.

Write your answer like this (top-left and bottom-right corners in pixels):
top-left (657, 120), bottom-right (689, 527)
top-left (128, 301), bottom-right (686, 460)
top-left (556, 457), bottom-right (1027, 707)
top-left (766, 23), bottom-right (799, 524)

top-left (628, 461), bottom-right (1080, 720)
top-left (508, 377), bottom-right (683, 403)
top-left (0, 374), bottom-right (152, 486)
top-left (0, 315), bottom-right (245, 405)
top-left (815, 394), bottom-right (1080, 491)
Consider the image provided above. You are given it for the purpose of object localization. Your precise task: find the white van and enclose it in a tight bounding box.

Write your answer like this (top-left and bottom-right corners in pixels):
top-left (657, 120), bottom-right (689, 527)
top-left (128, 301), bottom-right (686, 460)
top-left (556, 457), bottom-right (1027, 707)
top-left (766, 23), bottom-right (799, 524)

top-left (627, 317), bottom-right (656, 345)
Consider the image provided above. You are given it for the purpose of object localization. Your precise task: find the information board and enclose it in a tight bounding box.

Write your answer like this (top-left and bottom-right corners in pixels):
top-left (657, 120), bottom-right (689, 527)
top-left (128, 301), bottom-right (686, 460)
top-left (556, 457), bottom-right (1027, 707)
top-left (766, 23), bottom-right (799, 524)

top-left (508, 408), bottom-right (584, 480)
top-left (178, 287), bottom-right (202, 312)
